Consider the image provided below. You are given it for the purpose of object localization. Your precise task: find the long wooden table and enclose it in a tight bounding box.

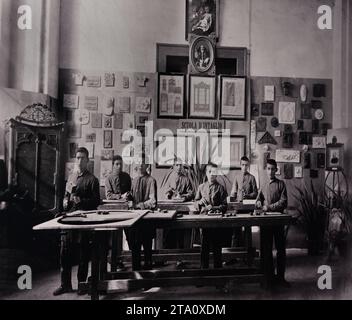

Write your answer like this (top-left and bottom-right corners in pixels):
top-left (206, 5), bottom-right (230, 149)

top-left (33, 210), bottom-right (293, 300)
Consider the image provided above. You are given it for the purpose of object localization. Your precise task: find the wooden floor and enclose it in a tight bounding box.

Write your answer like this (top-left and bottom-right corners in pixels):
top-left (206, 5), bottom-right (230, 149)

top-left (1, 248), bottom-right (351, 300)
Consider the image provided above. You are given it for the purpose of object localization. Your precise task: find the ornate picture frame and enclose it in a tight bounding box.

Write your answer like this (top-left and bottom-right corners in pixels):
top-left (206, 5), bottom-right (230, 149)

top-left (220, 76), bottom-right (246, 120)
top-left (189, 75), bottom-right (216, 119)
top-left (185, 0), bottom-right (219, 40)
top-left (189, 36), bottom-right (215, 75)
top-left (157, 73), bottom-right (186, 119)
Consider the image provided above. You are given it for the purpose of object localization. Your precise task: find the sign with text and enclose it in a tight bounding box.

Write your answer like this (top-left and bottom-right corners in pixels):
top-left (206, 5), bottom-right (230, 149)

top-left (179, 120), bottom-right (225, 131)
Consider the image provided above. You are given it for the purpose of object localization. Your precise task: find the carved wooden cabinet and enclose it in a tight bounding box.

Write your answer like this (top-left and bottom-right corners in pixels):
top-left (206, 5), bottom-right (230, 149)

top-left (5, 104), bottom-right (65, 214)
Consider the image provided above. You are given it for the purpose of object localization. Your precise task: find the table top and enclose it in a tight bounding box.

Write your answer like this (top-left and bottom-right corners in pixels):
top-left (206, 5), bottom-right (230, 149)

top-left (33, 209), bottom-right (292, 232)
top-left (33, 210), bottom-right (149, 231)
top-left (151, 212), bottom-right (293, 229)
top-left (99, 201), bottom-right (256, 213)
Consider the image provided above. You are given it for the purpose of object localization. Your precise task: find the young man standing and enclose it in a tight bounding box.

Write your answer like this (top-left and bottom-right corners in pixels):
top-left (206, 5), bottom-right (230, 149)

top-left (105, 155), bottom-right (132, 270)
top-left (105, 155), bottom-right (132, 200)
top-left (230, 156), bottom-right (258, 247)
top-left (127, 157), bottom-right (157, 270)
top-left (256, 159), bottom-right (289, 288)
top-left (230, 156), bottom-right (258, 202)
top-left (194, 163), bottom-right (229, 269)
top-left (54, 147), bottom-right (100, 296)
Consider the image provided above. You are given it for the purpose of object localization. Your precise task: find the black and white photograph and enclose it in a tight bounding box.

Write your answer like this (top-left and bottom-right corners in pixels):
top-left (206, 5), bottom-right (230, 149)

top-left (1, 0), bottom-right (352, 311)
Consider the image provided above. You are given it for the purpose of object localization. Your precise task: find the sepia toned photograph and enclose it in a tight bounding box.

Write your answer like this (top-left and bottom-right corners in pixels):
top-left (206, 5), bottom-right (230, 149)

top-left (1, 0), bottom-right (352, 312)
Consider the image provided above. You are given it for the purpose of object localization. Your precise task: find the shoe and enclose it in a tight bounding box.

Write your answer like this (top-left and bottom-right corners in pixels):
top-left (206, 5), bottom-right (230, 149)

top-left (77, 287), bottom-right (88, 296)
top-left (223, 259), bottom-right (238, 266)
top-left (143, 262), bottom-right (153, 270)
top-left (117, 262), bottom-right (126, 269)
top-left (53, 286), bottom-right (73, 296)
top-left (176, 261), bottom-right (186, 269)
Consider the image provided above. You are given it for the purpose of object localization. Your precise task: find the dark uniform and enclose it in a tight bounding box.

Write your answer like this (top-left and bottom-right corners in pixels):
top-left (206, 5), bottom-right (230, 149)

top-left (60, 170), bottom-right (100, 289)
top-left (164, 172), bottom-right (195, 249)
top-left (105, 171), bottom-right (132, 200)
top-left (195, 181), bottom-right (229, 269)
top-left (230, 172), bottom-right (258, 246)
top-left (127, 174), bottom-right (157, 270)
top-left (256, 177), bottom-right (288, 283)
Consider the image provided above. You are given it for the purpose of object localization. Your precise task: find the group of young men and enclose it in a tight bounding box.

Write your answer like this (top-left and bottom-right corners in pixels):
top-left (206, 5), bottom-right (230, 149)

top-left (53, 147), bottom-right (289, 296)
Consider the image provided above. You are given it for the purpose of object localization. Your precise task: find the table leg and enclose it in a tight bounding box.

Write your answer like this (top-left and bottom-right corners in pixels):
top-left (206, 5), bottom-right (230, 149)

top-left (245, 227), bottom-right (254, 267)
top-left (111, 231), bottom-right (119, 272)
top-left (91, 231), bottom-right (100, 300)
top-left (259, 226), bottom-right (271, 290)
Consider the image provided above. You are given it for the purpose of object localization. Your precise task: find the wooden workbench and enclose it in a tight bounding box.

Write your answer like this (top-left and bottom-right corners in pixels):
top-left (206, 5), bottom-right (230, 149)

top-left (33, 210), bottom-right (293, 300)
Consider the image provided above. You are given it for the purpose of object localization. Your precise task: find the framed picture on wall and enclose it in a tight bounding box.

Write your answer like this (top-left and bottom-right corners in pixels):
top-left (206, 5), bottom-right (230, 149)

top-left (154, 132), bottom-right (176, 168)
top-left (228, 135), bottom-right (246, 170)
top-left (189, 75), bottom-right (216, 119)
top-left (189, 36), bottom-right (215, 74)
top-left (158, 73), bottom-right (186, 119)
top-left (209, 135), bottom-right (246, 170)
top-left (220, 76), bottom-right (246, 120)
top-left (326, 143), bottom-right (344, 171)
top-left (185, 0), bottom-right (220, 40)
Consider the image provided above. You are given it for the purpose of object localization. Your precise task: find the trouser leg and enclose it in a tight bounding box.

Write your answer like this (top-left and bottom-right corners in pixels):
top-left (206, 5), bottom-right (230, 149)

top-left (212, 232), bottom-right (223, 269)
top-left (99, 232), bottom-right (109, 278)
top-left (261, 227), bottom-right (275, 283)
top-left (274, 226), bottom-right (287, 280)
top-left (142, 232), bottom-right (153, 267)
top-left (77, 231), bottom-right (91, 283)
top-left (126, 227), bottom-right (142, 271)
top-left (60, 231), bottom-right (73, 288)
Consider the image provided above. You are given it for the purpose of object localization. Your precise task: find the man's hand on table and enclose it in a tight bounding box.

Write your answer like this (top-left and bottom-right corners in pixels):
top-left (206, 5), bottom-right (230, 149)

top-left (73, 195), bottom-right (81, 205)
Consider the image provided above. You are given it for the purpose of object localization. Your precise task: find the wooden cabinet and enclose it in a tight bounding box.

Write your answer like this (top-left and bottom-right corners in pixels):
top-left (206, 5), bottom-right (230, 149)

top-left (5, 105), bottom-right (65, 214)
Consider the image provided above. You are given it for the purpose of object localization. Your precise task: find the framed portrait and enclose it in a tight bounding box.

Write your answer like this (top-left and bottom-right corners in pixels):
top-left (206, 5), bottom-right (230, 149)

top-left (158, 73), bottom-right (186, 119)
top-left (294, 166), bottom-right (303, 179)
top-left (185, 0), bottom-right (219, 40)
top-left (220, 76), bottom-right (246, 120)
top-left (189, 36), bottom-right (215, 74)
top-left (326, 143), bottom-right (344, 171)
top-left (189, 75), bottom-right (216, 119)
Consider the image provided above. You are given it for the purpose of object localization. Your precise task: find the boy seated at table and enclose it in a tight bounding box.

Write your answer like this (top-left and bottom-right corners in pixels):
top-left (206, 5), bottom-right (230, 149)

top-left (126, 155), bottom-right (157, 270)
top-left (165, 157), bottom-right (195, 202)
top-left (164, 157), bottom-right (195, 254)
top-left (256, 159), bottom-right (290, 288)
top-left (194, 162), bottom-right (231, 269)
top-left (105, 155), bottom-right (132, 200)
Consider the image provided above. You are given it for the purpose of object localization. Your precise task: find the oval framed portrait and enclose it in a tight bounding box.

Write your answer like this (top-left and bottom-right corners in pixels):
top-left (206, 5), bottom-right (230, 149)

top-left (190, 36), bottom-right (215, 73)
